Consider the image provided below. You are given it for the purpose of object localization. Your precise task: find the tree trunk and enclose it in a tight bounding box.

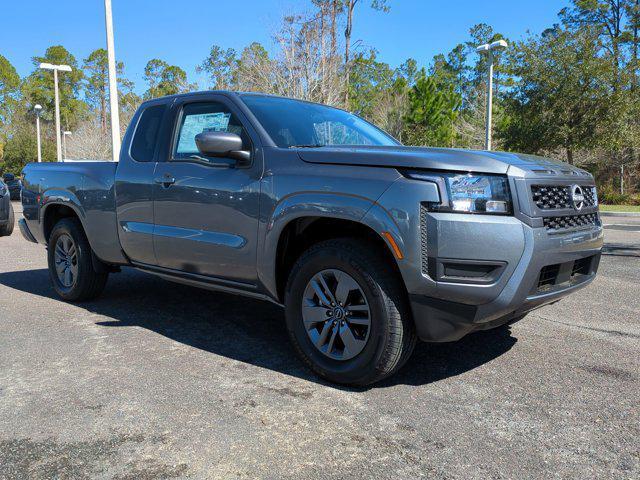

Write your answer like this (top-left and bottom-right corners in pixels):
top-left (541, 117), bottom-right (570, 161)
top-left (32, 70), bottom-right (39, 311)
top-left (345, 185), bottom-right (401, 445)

top-left (633, 0), bottom-right (639, 90)
top-left (101, 65), bottom-right (108, 134)
top-left (330, 0), bottom-right (338, 58)
top-left (319, 1), bottom-right (327, 103)
top-left (100, 94), bottom-right (107, 134)
top-left (566, 148), bottom-right (574, 165)
top-left (344, 0), bottom-right (358, 107)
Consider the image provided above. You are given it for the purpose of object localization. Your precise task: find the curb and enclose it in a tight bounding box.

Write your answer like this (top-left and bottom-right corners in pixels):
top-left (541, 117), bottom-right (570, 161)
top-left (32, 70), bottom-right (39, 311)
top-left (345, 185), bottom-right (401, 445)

top-left (600, 211), bottom-right (640, 218)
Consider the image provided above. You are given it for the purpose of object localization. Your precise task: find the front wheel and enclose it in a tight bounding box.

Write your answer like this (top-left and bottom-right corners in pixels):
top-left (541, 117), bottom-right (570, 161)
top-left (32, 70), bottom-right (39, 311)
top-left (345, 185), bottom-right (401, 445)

top-left (285, 239), bottom-right (416, 386)
top-left (47, 218), bottom-right (108, 301)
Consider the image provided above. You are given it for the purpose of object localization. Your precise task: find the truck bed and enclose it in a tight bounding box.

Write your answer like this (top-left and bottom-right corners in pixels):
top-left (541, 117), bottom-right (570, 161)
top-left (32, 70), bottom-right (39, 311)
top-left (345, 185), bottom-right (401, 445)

top-left (21, 161), bottom-right (126, 264)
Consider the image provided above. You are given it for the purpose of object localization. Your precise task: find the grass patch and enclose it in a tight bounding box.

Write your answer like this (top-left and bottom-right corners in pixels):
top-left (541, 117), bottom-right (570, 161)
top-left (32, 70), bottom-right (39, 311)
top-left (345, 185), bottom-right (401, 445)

top-left (599, 204), bottom-right (640, 212)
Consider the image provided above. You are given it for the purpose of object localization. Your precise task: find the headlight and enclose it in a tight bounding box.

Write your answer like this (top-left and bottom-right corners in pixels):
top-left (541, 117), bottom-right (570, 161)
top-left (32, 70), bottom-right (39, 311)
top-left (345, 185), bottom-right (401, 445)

top-left (405, 171), bottom-right (512, 215)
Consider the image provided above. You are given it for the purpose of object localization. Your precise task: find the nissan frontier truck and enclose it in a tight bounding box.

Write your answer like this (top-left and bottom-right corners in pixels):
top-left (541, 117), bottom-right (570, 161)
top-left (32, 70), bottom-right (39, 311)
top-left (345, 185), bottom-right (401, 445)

top-left (19, 92), bottom-right (603, 385)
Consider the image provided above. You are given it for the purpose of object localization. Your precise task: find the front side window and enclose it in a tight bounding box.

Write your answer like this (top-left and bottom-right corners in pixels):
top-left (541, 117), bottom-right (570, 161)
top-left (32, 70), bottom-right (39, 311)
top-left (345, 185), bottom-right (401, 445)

top-left (240, 95), bottom-right (399, 148)
top-left (173, 102), bottom-right (248, 159)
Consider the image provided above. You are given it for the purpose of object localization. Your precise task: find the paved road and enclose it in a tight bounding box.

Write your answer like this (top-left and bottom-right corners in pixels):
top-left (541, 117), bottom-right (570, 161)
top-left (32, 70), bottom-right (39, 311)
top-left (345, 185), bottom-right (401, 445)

top-left (1, 202), bottom-right (638, 479)
top-left (602, 215), bottom-right (640, 258)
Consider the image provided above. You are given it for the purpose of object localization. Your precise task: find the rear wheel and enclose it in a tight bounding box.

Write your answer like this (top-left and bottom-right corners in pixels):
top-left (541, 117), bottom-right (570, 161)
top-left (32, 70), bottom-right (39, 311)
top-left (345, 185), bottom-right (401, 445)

top-left (285, 238), bottom-right (416, 386)
top-left (47, 218), bottom-right (108, 301)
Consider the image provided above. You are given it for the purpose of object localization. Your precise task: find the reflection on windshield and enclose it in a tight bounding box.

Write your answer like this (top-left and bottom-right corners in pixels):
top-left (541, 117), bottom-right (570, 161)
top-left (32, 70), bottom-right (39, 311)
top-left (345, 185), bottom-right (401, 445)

top-left (241, 95), bottom-right (399, 148)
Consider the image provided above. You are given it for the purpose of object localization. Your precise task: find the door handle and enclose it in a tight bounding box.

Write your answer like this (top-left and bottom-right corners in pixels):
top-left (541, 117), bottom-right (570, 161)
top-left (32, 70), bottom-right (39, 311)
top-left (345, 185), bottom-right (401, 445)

top-left (154, 174), bottom-right (176, 187)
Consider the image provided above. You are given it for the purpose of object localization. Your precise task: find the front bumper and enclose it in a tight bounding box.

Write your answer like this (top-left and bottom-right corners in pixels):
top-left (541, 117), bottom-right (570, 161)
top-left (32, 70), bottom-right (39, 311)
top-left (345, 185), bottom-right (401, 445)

top-left (413, 225), bottom-right (602, 341)
top-left (367, 174), bottom-right (604, 343)
top-left (18, 218), bottom-right (38, 243)
top-left (410, 223), bottom-right (603, 342)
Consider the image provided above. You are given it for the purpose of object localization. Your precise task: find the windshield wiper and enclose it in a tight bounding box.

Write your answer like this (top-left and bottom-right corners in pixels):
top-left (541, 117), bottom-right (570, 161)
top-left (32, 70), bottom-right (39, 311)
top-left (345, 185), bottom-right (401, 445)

top-left (288, 144), bottom-right (326, 149)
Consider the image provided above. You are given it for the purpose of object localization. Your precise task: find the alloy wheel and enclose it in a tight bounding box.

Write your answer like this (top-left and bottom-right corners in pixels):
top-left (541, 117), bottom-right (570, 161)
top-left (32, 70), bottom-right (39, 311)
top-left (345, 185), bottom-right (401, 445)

top-left (301, 269), bottom-right (371, 360)
top-left (54, 233), bottom-right (78, 289)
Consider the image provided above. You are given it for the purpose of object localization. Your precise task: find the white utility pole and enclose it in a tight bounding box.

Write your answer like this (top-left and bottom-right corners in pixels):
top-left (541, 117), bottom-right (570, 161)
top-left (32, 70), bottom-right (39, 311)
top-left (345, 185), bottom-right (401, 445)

top-left (62, 131), bottom-right (72, 160)
top-left (621, 164), bottom-right (625, 195)
top-left (104, 0), bottom-right (121, 162)
top-left (34, 104), bottom-right (43, 162)
top-left (485, 54), bottom-right (494, 151)
top-left (476, 40), bottom-right (508, 151)
top-left (39, 63), bottom-right (72, 162)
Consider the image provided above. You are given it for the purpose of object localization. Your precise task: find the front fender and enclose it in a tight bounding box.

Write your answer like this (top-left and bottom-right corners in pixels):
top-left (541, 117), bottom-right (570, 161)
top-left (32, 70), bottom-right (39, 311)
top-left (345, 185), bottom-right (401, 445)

top-left (258, 190), bottom-right (407, 300)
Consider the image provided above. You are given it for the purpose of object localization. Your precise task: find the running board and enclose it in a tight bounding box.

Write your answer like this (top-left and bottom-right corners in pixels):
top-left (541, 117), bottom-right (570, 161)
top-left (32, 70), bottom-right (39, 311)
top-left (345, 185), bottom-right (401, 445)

top-left (131, 262), bottom-right (283, 307)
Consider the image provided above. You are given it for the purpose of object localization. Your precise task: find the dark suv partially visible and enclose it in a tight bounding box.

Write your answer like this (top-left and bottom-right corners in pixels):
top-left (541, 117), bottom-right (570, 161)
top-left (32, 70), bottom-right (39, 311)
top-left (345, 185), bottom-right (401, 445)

top-left (0, 179), bottom-right (15, 236)
top-left (3, 173), bottom-right (22, 200)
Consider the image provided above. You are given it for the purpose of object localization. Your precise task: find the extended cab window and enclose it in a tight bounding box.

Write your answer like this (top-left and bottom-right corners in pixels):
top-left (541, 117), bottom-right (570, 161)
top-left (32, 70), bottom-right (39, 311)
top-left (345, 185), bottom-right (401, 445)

top-left (173, 102), bottom-right (248, 160)
top-left (130, 104), bottom-right (166, 162)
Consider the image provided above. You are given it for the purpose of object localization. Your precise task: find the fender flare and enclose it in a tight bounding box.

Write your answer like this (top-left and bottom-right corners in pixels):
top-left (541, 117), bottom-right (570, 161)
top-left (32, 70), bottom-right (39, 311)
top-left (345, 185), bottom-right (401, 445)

top-left (258, 191), bottom-right (404, 300)
top-left (41, 189), bottom-right (88, 241)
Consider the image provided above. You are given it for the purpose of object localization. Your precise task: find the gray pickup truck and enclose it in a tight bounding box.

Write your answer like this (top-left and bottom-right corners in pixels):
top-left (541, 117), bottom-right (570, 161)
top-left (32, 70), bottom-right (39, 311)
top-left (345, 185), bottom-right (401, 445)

top-left (20, 91), bottom-right (603, 385)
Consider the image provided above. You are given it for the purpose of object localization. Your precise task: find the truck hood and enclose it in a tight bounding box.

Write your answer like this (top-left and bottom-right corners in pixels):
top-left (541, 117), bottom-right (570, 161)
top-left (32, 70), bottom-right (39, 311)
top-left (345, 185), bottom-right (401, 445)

top-left (297, 146), bottom-right (588, 176)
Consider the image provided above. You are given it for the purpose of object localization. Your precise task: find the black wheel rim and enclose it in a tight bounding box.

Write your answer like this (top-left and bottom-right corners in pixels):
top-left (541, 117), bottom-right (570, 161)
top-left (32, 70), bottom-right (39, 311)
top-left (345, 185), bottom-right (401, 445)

top-left (54, 233), bottom-right (78, 289)
top-left (301, 269), bottom-right (371, 361)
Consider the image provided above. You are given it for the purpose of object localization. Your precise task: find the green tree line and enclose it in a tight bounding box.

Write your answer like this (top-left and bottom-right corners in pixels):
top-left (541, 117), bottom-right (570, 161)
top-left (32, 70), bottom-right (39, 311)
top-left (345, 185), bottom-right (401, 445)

top-left (1, 0), bottom-right (638, 201)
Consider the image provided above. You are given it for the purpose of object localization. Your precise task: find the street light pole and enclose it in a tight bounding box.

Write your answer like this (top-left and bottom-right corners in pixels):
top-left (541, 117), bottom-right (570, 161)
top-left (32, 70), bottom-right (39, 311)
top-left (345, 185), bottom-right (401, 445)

top-left (34, 104), bottom-right (43, 163)
top-left (485, 51), bottom-right (494, 151)
top-left (39, 63), bottom-right (72, 162)
top-left (104, 0), bottom-right (121, 162)
top-left (53, 68), bottom-right (61, 161)
top-left (476, 40), bottom-right (508, 151)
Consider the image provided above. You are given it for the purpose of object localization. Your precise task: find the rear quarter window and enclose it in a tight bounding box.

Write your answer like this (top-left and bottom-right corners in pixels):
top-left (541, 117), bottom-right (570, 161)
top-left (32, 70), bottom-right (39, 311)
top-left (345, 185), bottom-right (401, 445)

top-left (130, 104), bottom-right (166, 162)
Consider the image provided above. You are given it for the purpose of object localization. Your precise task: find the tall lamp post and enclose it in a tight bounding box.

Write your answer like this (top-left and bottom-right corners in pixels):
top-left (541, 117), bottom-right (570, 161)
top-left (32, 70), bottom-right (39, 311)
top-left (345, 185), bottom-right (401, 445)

top-left (34, 104), bottom-right (43, 163)
top-left (104, 0), bottom-right (121, 161)
top-left (62, 131), bottom-right (72, 160)
top-left (38, 62), bottom-right (72, 162)
top-left (475, 39), bottom-right (508, 151)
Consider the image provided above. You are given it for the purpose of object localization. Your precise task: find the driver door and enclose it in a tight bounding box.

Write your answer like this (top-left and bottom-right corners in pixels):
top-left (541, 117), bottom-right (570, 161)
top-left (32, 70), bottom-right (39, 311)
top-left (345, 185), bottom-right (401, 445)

top-left (152, 96), bottom-right (263, 285)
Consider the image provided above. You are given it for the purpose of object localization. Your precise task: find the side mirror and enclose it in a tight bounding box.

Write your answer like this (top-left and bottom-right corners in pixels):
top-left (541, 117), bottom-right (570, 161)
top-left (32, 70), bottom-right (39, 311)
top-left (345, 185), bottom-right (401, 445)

top-left (195, 131), bottom-right (250, 165)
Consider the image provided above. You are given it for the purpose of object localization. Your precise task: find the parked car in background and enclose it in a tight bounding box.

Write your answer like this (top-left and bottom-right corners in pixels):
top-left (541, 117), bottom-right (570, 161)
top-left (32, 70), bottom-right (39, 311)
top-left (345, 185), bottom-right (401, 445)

top-left (2, 173), bottom-right (22, 200)
top-left (0, 179), bottom-right (15, 236)
top-left (19, 91), bottom-right (603, 385)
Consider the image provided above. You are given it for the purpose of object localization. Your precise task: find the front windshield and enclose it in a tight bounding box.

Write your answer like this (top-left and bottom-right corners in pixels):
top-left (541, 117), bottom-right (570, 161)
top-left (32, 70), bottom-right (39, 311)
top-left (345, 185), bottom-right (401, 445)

top-left (240, 95), bottom-right (399, 148)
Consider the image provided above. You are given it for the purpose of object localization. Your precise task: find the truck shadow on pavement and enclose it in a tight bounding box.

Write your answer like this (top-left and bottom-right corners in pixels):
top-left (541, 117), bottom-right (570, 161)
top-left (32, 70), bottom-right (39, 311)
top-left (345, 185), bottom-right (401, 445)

top-left (0, 267), bottom-right (517, 390)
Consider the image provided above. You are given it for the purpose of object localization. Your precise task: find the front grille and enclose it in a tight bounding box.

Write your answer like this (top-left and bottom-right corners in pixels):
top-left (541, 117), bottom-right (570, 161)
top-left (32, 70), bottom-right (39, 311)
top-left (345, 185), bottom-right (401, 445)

top-left (532, 185), bottom-right (572, 209)
top-left (531, 185), bottom-right (597, 210)
top-left (543, 213), bottom-right (599, 232)
top-left (420, 204), bottom-right (429, 276)
top-left (582, 187), bottom-right (597, 207)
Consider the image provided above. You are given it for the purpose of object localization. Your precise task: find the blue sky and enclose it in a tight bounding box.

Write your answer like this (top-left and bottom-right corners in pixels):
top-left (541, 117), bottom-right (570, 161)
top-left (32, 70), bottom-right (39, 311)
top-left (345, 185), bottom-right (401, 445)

top-left (2, 0), bottom-right (568, 94)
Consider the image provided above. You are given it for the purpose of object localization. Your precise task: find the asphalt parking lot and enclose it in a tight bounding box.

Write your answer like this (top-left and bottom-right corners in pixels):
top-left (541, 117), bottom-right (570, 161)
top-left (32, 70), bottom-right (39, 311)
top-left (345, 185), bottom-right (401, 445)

top-left (1, 201), bottom-right (638, 479)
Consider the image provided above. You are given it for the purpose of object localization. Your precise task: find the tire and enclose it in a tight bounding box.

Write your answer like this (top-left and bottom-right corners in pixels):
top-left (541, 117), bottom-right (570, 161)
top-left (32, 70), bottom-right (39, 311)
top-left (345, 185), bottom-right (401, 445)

top-left (47, 218), bottom-right (108, 301)
top-left (0, 202), bottom-right (14, 236)
top-left (284, 238), bottom-right (417, 386)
